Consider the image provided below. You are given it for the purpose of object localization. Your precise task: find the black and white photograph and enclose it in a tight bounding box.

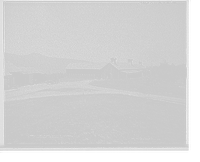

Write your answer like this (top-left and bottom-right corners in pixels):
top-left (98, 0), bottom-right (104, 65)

top-left (2, 0), bottom-right (188, 150)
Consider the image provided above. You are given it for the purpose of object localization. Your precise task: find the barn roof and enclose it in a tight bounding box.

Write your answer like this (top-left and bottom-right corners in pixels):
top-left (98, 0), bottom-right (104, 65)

top-left (66, 62), bottom-right (106, 69)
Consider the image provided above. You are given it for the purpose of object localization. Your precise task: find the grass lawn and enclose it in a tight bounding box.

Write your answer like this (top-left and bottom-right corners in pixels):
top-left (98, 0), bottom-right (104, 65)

top-left (4, 94), bottom-right (187, 148)
top-left (90, 78), bottom-right (186, 98)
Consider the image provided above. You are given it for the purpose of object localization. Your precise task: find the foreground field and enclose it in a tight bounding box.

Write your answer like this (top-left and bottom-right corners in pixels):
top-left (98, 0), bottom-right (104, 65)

top-left (90, 78), bottom-right (186, 98)
top-left (4, 94), bottom-right (187, 149)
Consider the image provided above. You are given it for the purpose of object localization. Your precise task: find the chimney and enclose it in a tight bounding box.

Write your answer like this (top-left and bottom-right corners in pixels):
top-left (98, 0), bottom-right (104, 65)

top-left (127, 59), bottom-right (133, 66)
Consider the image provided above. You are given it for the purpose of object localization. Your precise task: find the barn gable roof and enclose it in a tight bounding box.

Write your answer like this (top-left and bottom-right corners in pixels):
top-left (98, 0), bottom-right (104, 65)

top-left (101, 63), bottom-right (118, 70)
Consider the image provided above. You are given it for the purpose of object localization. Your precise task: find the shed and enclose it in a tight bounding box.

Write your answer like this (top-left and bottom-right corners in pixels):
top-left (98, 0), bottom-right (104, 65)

top-left (4, 62), bottom-right (46, 86)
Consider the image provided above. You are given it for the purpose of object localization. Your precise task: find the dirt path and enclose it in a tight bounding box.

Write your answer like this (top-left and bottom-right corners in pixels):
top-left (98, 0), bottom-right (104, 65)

top-left (4, 81), bottom-right (186, 105)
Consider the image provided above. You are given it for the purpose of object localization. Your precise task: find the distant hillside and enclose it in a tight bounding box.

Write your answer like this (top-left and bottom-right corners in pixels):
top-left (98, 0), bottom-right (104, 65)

top-left (4, 61), bottom-right (42, 75)
top-left (4, 53), bottom-right (90, 74)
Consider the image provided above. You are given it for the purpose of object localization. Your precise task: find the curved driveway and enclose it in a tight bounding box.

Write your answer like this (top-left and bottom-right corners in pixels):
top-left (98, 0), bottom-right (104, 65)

top-left (5, 80), bottom-right (186, 105)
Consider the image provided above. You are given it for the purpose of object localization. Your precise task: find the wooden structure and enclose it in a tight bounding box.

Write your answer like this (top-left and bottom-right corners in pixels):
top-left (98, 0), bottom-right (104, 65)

top-left (65, 62), bottom-right (145, 80)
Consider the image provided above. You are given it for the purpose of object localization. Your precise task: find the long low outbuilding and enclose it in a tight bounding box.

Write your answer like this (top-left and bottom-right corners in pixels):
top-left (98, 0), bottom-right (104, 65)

top-left (4, 63), bottom-right (46, 89)
top-left (66, 61), bottom-right (146, 79)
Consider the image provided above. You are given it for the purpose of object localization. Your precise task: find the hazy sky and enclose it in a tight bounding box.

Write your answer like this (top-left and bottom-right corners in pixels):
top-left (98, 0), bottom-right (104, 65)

top-left (5, 2), bottom-right (186, 65)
